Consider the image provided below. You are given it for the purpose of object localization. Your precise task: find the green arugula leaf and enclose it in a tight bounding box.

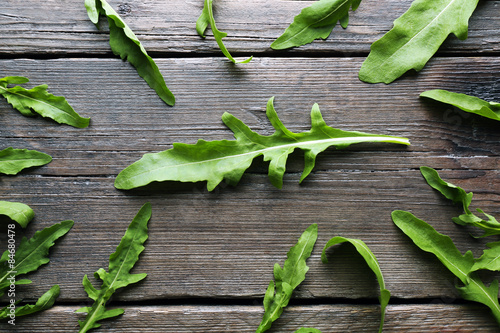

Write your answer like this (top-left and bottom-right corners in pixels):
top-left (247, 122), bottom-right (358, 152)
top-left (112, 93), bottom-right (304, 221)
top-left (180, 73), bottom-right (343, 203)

top-left (0, 147), bottom-right (52, 175)
top-left (421, 89), bottom-right (500, 122)
top-left (256, 224), bottom-right (318, 333)
top-left (470, 241), bottom-right (500, 274)
top-left (0, 220), bottom-right (74, 295)
top-left (77, 203), bottom-right (151, 333)
top-left (196, 0), bottom-right (252, 63)
top-left (0, 76), bottom-right (89, 128)
top-left (392, 210), bottom-right (500, 325)
top-left (0, 201), bottom-right (34, 228)
top-left (322, 237), bottom-right (390, 333)
top-left (359, 0), bottom-right (480, 84)
top-left (115, 97), bottom-right (410, 191)
top-left (294, 329), bottom-right (322, 333)
top-left (85, 0), bottom-right (175, 106)
top-left (420, 166), bottom-right (500, 237)
top-left (271, 0), bottom-right (362, 50)
top-left (0, 285), bottom-right (60, 320)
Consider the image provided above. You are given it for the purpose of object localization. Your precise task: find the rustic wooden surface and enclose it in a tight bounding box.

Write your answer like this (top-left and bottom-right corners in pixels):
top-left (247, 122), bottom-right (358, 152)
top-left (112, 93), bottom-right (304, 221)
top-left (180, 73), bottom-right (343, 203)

top-left (0, 0), bottom-right (499, 332)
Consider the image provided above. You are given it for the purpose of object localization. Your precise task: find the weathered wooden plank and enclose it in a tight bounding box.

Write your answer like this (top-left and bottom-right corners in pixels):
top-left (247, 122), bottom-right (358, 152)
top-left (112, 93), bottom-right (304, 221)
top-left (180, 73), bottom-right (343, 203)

top-left (0, 57), bottom-right (498, 177)
top-left (1, 304), bottom-right (498, 332)
top-left (0, 0), bottom-right (498, 55)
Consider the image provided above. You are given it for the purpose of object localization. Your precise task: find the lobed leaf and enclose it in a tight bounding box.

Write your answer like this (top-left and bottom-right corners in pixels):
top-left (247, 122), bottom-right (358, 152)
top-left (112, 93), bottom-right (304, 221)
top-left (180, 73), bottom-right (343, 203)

top-left (471, 241), bottom-right (500, 274)
top-left (0, 76), bottom-right (90, 128)
top-left (196, 0), bottom-right (252, 63)
top-left (321, 237), bottom-right (390, 333)
top-left (85, 0), bottom-right (175, 106)
top-left (115, 97), bottom-right (409, 191)
top-left (420, 166), bottom-right (500, 237)
top-left (421, 89), bottom-right (500, 122)
top-left (359, 0), bottom-right (480, 84)
top-left (0, 220), bottom-right (74, 295)
top-left (77, 203), bottom-right (151, 333)
top-left (392, 210), bottom-right (500, 324)
top-left (256, 224), bottom-right (318, 333)
top-left (0, 201), bottom-right (34, 228)
top-left (0, 147), bottom-right (52, 175)
top-left (271, 0), bottom-right (362, 50)
top-left (0, 285), bottom-right (60, 320)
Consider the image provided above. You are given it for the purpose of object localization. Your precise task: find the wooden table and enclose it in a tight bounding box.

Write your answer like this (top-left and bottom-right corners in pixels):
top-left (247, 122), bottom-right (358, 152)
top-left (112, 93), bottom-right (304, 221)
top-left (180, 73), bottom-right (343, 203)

top-left (1, 0), bottom-right (499, 331)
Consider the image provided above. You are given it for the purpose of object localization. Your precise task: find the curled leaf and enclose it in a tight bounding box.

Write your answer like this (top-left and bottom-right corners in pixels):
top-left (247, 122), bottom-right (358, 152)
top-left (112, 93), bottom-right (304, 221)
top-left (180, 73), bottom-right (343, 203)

top-left (421, 89), bottom-right (500, 122)
top-left (271, 0), bottom-right (362, 50)
top-left (0, 285), bottom-right (60, 319)
top-left (0, 76), bottom-right (89, 128)
top-left (322, 237), bottom-right (390, 333)
top-left (0, 201), bottom-right (35, 228)
top-left (115, 97), bottom-right (409, 191)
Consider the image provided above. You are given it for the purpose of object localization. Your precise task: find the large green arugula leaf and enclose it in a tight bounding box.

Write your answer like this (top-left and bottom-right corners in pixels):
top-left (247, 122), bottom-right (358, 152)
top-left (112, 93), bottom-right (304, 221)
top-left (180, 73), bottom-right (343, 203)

top-left (0, 76), bottom-right (89, 128)
top-left (0, 201), bottom-right (34, 228)
top-left (321, 237), bottom-right (390, 333)
top-left (421, 89), bottom-right (500, 122)
top-left (420, 166), bottom-right (500, 237)
top-left (256, 224), bottom-right (318, 333)
top-left (196, 0), bottom-right (253, 63)
top-left (77, 203), bottom-right (151, 333)
top-left (115, 97), bottom-right (409, 191)
top-left (392, 210), bottom-right (500, 325)
top-left (271, 0), bottom-right (362, 50)
top-left (0, 147), bottom-right (52, 175)
top-left (0, 220), bottom-right (74, 295)
top-left (85, 0), bottom-right (175, 106)
top-left (0, 285), bottom-right (60, 320)
top-left (359, 0), bottom-right (480, 84)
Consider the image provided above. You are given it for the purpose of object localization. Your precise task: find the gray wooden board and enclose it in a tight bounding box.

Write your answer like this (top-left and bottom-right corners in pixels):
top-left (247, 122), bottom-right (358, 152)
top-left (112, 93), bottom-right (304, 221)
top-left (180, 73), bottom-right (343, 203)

top-left (0, 0), bottom-right (498, 55)
top-left (0, 305), bottom-right (498, 332)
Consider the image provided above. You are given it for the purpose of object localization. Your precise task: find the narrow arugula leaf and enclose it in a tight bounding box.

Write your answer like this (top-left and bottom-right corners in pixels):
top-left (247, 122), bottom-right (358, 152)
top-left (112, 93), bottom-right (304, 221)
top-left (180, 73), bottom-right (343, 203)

top-left (256, 224), bottom-right (318, 333)
top-left (295, 329), bottom-right (322, 333)
top-left (421, 89), bottom-right (500, 122)
top-left (0, 147), bottom-right (52, 175)
top-left (470, 241), bottom-right (500, 274)
top-left (85, 0), bottom-right (175, 106)
top-left (271, 0), bottom-right (362, 50)
top-left (196, 0), bottom-right (252, 63)
top-left (0, 220), bottom-right (74, 295)
top-left (0, 76), bottom-right (90, 128)
top-left (0, 201), bottom-right (34, 228)
top-left (0, 285), bottom-right (60, 319)
top-left (420, 166), bottom-right (500, 237)
top-left (392, 210), bottom-right (500, 325)
top-left (77, 203), bottom-right (151, 333)
top-left (115, 97), bottom-right (409, 191)
top-left (359, 0), bottom-right (480, 84)
top-left (322, 237), bottom-right (390, 333)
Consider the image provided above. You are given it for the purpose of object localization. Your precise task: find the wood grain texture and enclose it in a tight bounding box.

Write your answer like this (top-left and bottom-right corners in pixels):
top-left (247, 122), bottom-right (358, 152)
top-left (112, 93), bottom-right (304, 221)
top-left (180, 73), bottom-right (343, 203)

top-left (0, 304), bottom-right (498, 332)
top-left (0, 0), bottom-right (498, 55)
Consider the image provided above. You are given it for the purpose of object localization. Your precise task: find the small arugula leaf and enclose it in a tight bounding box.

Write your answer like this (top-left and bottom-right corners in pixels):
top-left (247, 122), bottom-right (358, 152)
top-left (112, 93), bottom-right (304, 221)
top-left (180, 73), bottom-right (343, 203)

top-left (295, 329), bottom-right (322, 333)
top-left (322, 237), bottom-right (390, 333)
top-left (271, 0), bottom-right (362, 50)
top-left (0, 147), bottom-right (52, 175)
top-left (0, 76), bottom-right (90, 127)
top-left (0, 220), bottom-right (74, 295)
top-left (470, 241), bottom-right (500, 274)
top-left (392, 210), bottom-right (500, 325)
top-left (115, 97), bottom-right (409, 191)
top-left (359, 0), bottom-right (480, 83)
top-left (0, 285), bottom-right (60, 320)
top-left (85, 0), bottom-right (175, 106)
top-left (256, 224), bottom-right (318, 333)
top-left (420, 166), bottom-right (500, 237)
top-left (77, 203), bottom-right (151, 333)
top-left (0, 201), bottom-right (34, 228)
top-left (421, 89), bottom-right (500, 122)
top-left (196, 0), bottom-right (252, 63)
